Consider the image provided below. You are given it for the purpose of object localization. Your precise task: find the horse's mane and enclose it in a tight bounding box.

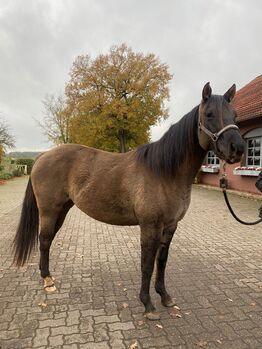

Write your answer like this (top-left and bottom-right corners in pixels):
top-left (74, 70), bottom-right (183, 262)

top-left (136, 106), bottom-right (203, 177)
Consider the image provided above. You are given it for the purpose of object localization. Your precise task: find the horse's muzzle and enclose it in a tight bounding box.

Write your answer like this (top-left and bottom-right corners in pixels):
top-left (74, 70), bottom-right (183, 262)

top-left (227, 139), bottom-right (245, 164)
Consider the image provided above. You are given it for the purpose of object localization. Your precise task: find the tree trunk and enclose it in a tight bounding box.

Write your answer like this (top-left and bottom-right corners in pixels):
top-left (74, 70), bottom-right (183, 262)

top-left (118, 130), bottom-right (127, 153)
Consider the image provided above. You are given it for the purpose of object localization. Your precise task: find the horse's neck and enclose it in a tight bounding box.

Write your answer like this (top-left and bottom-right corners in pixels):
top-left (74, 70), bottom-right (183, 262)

top-left (176, 145), bottom-right (207, 185)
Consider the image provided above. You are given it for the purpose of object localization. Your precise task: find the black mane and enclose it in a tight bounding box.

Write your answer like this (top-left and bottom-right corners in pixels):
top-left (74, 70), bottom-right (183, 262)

top-left (136, 106), bottom-right (203, 177)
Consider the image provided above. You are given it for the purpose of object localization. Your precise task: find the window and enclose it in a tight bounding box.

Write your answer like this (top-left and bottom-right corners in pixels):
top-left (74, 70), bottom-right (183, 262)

top-left (206, 151), bottom-right (220, 166)
top-left (201, 151), bottom-right (220, 173)
top-left (244, 128), bottom-right (262, 168)
top-left (246, 137), bottom-right (262, 167)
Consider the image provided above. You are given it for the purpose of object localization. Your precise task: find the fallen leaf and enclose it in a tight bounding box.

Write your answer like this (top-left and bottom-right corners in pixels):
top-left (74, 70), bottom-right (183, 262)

top-left (123, 288), bottom-right (127, 291)
top-left (250, 302), bottom-right (256, 306)
top-left (155, 323), bottom-right (163, 329)
top-left (38, 302), bottom-right (47, 308)
top-left (185, 311), bottom-right (191, 315)
top-left (228, 298), bottom-right (233, 302)
top-left (137, 320), bottom-right (144, 326)
top-left (175, 314), bottom-right (182, 318)
top-left (129, 340), bottom-right (138, 349)
top-left (173, 305), bottom-right (181, 310)
top-left (216, 339), bottom-right (222, 344)
top-left (122, 302), bottom-right (129, 308)
top-left (197, 340), bottom-right (208, 347)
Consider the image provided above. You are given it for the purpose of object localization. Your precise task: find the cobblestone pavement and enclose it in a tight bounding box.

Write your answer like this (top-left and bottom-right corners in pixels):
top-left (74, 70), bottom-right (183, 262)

top-left (0, 176), bottom-right (262, 349)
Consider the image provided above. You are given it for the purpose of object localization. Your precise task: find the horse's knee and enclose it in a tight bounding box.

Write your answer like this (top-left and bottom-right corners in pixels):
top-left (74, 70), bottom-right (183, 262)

top-left (39, 234), bottom-right (52, 250)
top-left (139, 291), bottom-right (149, 304)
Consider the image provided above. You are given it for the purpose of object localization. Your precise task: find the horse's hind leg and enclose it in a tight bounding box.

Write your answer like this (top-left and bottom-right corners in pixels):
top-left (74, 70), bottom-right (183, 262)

top-left (155, 226), bottom-right (176, 307)
top-left (39, 201), bottom-right (73, 292)
top-left (139, 224), bottom-right (161, 320)
top-left (39, 211), bottom-right (58, 292)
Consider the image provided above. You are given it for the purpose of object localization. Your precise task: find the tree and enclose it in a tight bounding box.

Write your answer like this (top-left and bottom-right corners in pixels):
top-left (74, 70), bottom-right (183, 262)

top-left (0, 118), bottom-right (15, 162)
top-left (40, 94), bottom-right (72, 145)
top-left (66, 44), bottom-right (172, 152)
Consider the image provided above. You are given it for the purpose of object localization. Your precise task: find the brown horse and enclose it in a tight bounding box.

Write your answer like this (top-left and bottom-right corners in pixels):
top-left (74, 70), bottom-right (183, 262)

top-left (13, 83), bottom-right (245, 320)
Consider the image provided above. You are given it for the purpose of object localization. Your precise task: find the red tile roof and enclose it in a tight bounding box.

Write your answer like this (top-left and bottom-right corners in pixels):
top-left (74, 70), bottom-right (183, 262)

top-left (233, 75), bottom-right (262, 123)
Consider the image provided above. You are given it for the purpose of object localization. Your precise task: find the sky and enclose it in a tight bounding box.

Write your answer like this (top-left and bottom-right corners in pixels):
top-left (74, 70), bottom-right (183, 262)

top-left (0, 0), bottom-right (261, 151)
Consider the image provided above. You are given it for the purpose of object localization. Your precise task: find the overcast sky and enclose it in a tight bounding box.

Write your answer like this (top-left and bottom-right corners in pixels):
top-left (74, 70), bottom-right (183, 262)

top-left (0, 0), bottom-right (261, 151)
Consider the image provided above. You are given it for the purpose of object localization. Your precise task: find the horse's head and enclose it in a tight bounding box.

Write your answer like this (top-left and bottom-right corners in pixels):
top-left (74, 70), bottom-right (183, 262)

top-left (198, 82), bottom-right (245, 164)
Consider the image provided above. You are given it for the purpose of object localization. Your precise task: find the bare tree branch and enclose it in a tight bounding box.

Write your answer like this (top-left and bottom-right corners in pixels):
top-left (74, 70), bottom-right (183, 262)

top-left (0, 117), bottom-right (15, 150)
top-left (39, 94), bottom-right (72, 145)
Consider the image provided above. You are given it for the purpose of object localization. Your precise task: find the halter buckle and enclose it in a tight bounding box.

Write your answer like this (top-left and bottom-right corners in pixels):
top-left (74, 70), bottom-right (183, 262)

top-left (211, 134), bottom-right (218, 142)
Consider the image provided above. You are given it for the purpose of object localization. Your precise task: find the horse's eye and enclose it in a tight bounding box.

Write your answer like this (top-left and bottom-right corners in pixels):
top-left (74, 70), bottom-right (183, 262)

top-left (206, 112), bottom-right (213, 118)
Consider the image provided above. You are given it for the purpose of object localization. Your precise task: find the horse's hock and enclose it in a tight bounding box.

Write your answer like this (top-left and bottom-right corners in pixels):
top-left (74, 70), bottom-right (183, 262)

top-left (1, 176), bottom-right (262, 348)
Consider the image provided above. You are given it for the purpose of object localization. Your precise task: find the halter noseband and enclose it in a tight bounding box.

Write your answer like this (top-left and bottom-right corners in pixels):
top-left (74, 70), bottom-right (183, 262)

top-left (198, 120), bottom-right (239, 143)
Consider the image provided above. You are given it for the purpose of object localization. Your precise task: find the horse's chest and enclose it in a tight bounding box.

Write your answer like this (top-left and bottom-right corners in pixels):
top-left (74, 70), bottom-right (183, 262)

top-left (166, 190), bottom-right (191, 222)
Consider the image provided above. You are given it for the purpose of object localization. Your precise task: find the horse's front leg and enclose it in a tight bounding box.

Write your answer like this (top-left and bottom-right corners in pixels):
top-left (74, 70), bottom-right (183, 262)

top-left (139, 224), bottom-right (161, 320)
top-left (155, 226), bottom-right (176, 307)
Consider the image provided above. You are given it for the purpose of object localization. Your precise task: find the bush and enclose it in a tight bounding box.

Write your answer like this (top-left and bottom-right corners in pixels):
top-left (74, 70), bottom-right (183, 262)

top-left (16, 158), bottom-right (34, 174)
top-left (13, 169), bottom-right (23, 177)
top-left (0, 165), bottom-right (4, 172)
top-left (0, 173), bottom-right (14, 180)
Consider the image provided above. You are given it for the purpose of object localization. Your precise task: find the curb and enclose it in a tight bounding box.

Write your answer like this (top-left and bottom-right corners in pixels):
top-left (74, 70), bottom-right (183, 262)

top-left (195, 183), bottom-right (262, 201)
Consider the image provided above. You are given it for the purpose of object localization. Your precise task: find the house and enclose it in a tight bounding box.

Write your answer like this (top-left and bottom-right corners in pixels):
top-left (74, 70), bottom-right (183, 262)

top-left (198, 75), bottom-right (262, 194)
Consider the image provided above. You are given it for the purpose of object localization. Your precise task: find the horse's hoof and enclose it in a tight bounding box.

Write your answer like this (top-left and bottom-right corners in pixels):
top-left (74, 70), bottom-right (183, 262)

top-left (45, 285), bottom-right (57, 293)
top-left (43, 276), bottom-right (57, 293)
top-left (162, 298), bottom-right (175, 307)
top-left (144, 312), bottom-right (160, 320)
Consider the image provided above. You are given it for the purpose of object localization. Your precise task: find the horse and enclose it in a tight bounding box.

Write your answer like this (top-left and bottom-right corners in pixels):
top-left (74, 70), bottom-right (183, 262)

top-left (13, 82), bottom-right (245, 320)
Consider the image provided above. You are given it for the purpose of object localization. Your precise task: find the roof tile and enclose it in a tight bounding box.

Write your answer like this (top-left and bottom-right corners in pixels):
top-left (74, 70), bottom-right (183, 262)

top-left (233, 75), bottom-right (262, 122)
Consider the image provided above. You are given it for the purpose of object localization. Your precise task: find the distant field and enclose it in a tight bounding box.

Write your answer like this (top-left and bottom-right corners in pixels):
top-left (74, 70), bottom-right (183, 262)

top-left (7, 151), bottom-right (41, 159)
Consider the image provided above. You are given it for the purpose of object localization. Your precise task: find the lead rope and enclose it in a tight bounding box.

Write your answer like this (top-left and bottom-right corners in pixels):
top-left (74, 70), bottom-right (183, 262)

top-left (220, 162), bottom-right (262, 225)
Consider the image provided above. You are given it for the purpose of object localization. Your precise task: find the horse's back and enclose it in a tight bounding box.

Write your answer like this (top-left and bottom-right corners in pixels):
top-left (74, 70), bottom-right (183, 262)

top-left (30, 144), bottom-right (140, 225)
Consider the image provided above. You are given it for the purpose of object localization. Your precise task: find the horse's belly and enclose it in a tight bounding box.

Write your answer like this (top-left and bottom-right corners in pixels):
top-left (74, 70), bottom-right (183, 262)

top-left (84, 210), bottom-right (138, 226)
top-left (74, 196), bottom-right (138, 226)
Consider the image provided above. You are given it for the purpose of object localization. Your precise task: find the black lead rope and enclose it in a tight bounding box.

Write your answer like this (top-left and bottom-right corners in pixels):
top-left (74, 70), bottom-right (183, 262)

top-left (220, 174), bottom-right (262, 226)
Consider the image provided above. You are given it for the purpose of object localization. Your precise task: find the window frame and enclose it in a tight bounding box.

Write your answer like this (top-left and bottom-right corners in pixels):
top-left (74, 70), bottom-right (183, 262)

top-left (233, 128), bottom-right (262, 177)
top-left (205, 150), bottom-right (220, 166)
top-left (201, 150), bottom-right (220, 173)
top-left (245, 136), bottom-right (262, 168)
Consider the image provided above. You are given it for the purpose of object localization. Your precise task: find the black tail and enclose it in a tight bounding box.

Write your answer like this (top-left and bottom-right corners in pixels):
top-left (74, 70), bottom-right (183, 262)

top-left (13, 177), bottom-right (39, 266)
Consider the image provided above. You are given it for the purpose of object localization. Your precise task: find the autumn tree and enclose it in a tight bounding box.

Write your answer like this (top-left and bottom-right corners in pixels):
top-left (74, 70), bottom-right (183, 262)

top-left (0, 118), bottom-right (15, 162)
top-left (40, 94), bottom-right (72, 145)
top-left (66, 44), bottom-right (172, 152)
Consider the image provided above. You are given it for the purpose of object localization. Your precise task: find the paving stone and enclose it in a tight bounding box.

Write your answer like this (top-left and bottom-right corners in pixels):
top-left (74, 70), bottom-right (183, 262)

top-left (48, 335), bottom-right (64, 346)
top-left (33, 327), bottom-right (50, 347)
top-left (1, 176), bottom-right (262, 348)
top-left (0, 337), bottom-right (32, 349)
top-left (51, 324), bottom-right (79, 336)
top-left (0, 329), bottom-right (20, 340)
top-left (108, 321), bottom-right (135, 331)
top-left (139, 335), bottom-right (171, 348)
top-left (79, 342), bottom-right (111, 349)
top-left (94, 314), bottom-right (120, 324)
top-left (39, 317), bottom-right (66, 328)
top-left (94, 323), bottom-right (110, 342)
top-left (64, 332), bottom-right (94, 344)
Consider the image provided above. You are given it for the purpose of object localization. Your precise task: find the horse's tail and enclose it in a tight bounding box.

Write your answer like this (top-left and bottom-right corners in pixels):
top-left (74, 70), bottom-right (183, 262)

top-left (13, 177), bottom-right (39, 266)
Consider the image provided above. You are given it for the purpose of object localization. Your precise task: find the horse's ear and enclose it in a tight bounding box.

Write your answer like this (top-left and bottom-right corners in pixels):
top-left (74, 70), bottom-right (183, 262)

top-left (224, 84), bottom-right (236, 103)
top-left (202, 82), bottom-right (212, 102)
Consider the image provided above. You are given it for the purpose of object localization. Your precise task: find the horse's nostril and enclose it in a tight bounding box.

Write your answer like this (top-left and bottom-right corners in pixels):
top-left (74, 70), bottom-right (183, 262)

top-left (230, 143), bottom-right (237, 154)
